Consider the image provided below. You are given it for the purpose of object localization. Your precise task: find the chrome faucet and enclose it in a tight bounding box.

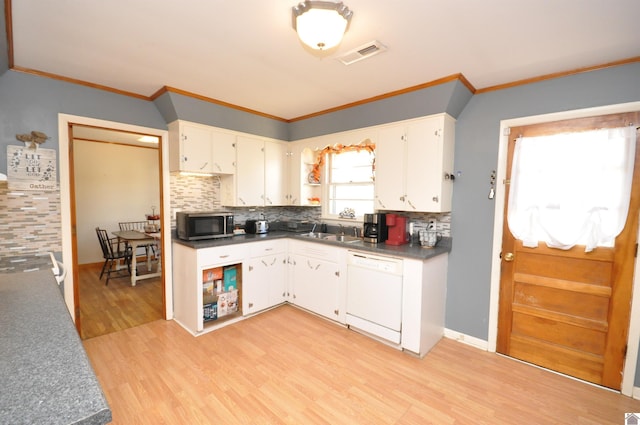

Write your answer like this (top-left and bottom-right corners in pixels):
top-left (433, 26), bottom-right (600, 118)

top-left (338, 224), bottom-right (344, 235)
top-left (353, 226), bottom-right (359, 237)
top-left (311, 223), bottom-right (317, 234)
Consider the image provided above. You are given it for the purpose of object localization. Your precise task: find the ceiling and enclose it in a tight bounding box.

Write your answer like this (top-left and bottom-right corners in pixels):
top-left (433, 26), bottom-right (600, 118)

top-left (9, 0), bottom-right (640, 121)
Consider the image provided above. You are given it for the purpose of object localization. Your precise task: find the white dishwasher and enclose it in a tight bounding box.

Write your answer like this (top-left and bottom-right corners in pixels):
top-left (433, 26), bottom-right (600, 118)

top-left (346, 251), bottom-right (403, 344)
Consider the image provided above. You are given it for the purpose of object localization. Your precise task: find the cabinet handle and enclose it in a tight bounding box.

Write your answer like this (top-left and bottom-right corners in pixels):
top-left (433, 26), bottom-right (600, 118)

top-left (199, 162), bottom-right (208, 170)
top-left (408, 199), bottom-right (416, 210)
top-left (261, 260), bottom-right (268, 267)
top-left (219, 254), bottom-right (230, 259)
top-left (249, 302), bottom-right (254, 308)
top-left (399, 195), bottom-right (405, 202)
top-left (265, 248), bottom-right (273, 251)
top-left (270, 258), bottom-right (277, 266)
top-left (265, 197), bottom-right (272, 205)
top-left (214, 163), bottom-right (222, 171)
top-left (333, 309), bottom-right (339, 315)
top-left (239, 197), bottom-right (246, 205)
top-left (282, 292), bottom-right (286, 297)
top-left (335, 271), bottom-right (340, 277)
top-left (432, 196), bottom-right (439, 203)
top-left (377, 199), bottom-right (386, 208)
top-left (249, 265), bottom-right (254, 271)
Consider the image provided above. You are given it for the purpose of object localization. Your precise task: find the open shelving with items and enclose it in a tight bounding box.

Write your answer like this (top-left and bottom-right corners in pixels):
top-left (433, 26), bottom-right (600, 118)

top-left (172, 243), bottom-right (244, 335)
top-left (201, 264), bottom-right (242, 327)
top-left (301, 147), bottom-right (322, 206)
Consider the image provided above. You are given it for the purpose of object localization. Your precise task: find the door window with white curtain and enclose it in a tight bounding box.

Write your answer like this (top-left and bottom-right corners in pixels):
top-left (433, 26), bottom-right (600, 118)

top-left (507, 126), bottom-right (636, 252)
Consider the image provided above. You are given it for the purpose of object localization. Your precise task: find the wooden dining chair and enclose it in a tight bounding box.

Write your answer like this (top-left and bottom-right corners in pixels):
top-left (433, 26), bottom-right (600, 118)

top-left (95, 227), bottom-right (132, 285)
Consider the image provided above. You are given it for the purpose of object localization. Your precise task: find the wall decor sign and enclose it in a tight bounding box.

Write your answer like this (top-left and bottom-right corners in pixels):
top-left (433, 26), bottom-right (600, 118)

top-left (7, 145), bottom-right (58, 191)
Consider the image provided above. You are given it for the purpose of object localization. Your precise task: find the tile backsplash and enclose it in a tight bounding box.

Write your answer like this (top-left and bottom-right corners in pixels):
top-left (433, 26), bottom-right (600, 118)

top-left (0, 185), bottom-right (62, 257)
top-left (169, 174), bottom-right (451, 235)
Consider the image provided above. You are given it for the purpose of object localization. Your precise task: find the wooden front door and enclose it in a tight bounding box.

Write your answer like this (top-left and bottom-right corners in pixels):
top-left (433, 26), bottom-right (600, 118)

top-left (497, 112), bottom-right (640, 390)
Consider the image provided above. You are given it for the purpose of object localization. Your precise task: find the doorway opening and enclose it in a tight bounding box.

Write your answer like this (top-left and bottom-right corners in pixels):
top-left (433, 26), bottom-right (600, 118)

top-left (58, 114), bottom-right (172, 339)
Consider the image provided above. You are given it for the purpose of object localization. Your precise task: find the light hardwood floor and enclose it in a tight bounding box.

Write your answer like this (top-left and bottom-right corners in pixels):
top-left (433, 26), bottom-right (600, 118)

top-left (83, 304), bottom-right (640, 424)
top-left (79, 262), bottom-right (163, 340)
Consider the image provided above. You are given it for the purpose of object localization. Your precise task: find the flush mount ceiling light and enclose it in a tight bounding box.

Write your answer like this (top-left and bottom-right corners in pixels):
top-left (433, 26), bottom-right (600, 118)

top-left (292, 1), bottom-right (353, 50)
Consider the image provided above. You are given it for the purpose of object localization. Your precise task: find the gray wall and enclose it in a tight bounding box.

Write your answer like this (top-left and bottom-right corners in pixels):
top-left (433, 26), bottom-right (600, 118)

top-left (0, 71), bottom-right (167, 177)
top-left (154, 91), bottom-right (289, 141)
top-left (0, 2), bottom-right (7, 74)
top-left (288, 79), bottom-right (473, 140)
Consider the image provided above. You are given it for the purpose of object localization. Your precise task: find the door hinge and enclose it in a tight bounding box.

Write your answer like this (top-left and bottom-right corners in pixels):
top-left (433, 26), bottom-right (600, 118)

top-left (503, 127), bottom-right (511, 136)
top-left (503, 179), bottom-right (511, 185)
top-left (635, 243), bottom-right (638, 258)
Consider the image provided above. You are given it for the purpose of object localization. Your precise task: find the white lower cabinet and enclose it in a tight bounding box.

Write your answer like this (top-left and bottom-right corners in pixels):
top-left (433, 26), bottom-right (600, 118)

top-left (401, 254), bottom-right (448, 356)
top-left (288, 240), bottom-right (346, 323)
top-left (243, 240), bottom-right (288, 315)
top-left (173, 237), bottom-right (445, 354)
top-left (172, 242), bottom-right (245, 335)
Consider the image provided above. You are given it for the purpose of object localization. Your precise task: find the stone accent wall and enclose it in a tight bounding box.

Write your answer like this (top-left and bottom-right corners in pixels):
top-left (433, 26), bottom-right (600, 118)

top-left (0, 185), bottom-right (62, 257)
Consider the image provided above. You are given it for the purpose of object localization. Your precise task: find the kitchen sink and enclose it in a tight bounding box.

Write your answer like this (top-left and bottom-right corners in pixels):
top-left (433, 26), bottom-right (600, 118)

top-left (299, 232), bottom-right (362, 244)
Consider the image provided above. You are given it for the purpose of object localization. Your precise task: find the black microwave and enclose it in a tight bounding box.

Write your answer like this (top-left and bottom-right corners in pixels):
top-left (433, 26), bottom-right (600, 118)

top-left (176, 211), bottom-right (234, 241)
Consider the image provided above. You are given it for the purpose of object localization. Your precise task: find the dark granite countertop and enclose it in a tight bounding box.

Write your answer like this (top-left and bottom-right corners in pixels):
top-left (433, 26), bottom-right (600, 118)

top-left (172, 230), bottom-right (451, 260)
top-left (0, 269), bottom-right (111, 425)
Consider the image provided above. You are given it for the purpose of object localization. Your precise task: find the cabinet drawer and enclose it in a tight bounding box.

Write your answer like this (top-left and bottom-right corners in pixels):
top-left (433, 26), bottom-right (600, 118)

top-left (198, 245), bottom-right (245, 266)
top-left (249, 239), bottom-right (287, 257)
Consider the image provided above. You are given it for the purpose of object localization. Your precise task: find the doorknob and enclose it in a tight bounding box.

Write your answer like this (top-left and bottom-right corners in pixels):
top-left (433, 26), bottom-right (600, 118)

top-left (503, 252), bottom-right (515, 262)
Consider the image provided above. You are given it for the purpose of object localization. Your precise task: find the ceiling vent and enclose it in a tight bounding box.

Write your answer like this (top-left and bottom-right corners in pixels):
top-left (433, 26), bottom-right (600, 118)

top-left (337, 40), bottom-right (387, 65)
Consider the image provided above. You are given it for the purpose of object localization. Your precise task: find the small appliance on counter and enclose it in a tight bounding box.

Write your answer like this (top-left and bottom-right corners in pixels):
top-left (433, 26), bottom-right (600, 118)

top-left (245, 219), bottom-right (269, 234)
top-left (176, 211), bottom-right (234, 241)
top-left (385, 213), bottom-right (410, 245)
top-left (363, 213), bottom-right (388, 244)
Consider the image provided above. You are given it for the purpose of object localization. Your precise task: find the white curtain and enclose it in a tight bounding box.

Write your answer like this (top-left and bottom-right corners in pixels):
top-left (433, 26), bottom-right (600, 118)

top-left (507, 126), bottom-right (636, 252)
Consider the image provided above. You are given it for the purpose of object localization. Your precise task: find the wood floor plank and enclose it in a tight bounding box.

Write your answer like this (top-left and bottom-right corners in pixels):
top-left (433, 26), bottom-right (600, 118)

top-left (79, 262), bottom-right (163, 339)
top-left (83, 305), bottom-right (640, 424)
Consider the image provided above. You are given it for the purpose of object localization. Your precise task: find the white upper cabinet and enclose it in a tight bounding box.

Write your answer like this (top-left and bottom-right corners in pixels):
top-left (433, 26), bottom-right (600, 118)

top-left (221, 137), bottom-right (290, 207)
top-left (169, 120), bottom-right (236, 175)
top-left (169, 121), bottom-right (213, 173)
top-left (211, 130), bottom-right (236, 174)
top-left (264, 140), bottom-right (288, 206)
top-left (375, 114), bottom-right (455, 212)
top-left (235, 136), bottom-right (265, 206)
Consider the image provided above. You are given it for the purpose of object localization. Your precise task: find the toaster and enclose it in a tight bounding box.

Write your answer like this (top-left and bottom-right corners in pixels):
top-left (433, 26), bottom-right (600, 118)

top-left (245, 219), bottom-right (269, 234)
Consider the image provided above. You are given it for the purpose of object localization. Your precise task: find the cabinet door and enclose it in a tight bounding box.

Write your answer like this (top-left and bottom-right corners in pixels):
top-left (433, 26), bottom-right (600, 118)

top-left (264, 141), bottom-right (287, 206)
top-left (244, 253), bottom-right (287, 314)
top-left (290, 254), bottom-right (340, 320)
top-left (181, 124), bottom-right (213, 173)
top-left (211, 130), bottom-right (236, 174)
top-left (405, 117), bottom-right (443, 211)
top-left (375, 125), bottom-right (406, 210)
top-left (267, 254), bottom-right (288, 306)
top-left (236, 136), bottom-right (265, 206)
top-left (243, 258), bottom-right (270, 315)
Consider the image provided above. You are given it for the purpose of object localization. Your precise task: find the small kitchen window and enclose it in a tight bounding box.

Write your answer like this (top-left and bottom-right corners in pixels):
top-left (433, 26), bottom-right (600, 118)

top-left (322, 147), bottom-right (375, 220)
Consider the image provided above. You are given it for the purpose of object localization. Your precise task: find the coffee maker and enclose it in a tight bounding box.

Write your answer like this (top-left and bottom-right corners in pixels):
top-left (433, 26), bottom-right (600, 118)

top-left (385, 213), bottom-right (410, 245)
top-left (363, 213), bottom-right (388, 244)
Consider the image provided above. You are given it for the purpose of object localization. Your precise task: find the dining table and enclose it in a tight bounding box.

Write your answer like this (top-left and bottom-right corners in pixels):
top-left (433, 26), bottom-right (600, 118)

top-left (112, 230), bottom-right (161, 286)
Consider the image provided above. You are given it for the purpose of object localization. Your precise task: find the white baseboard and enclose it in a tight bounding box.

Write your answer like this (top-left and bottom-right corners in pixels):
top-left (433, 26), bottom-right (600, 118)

top-left (444, 328), bottom-right (489, 351)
